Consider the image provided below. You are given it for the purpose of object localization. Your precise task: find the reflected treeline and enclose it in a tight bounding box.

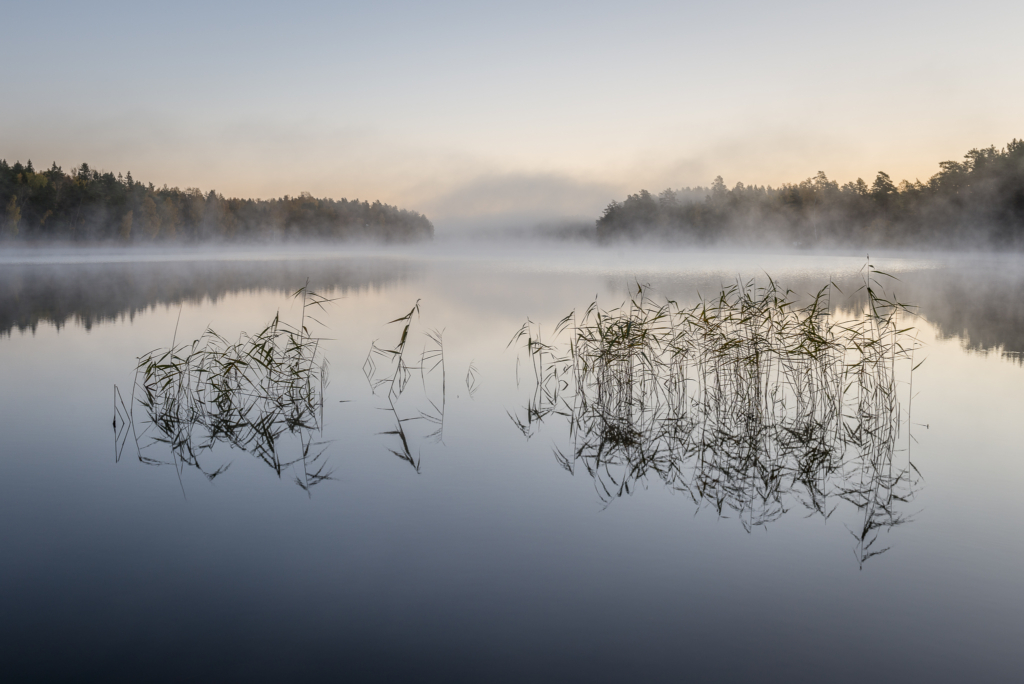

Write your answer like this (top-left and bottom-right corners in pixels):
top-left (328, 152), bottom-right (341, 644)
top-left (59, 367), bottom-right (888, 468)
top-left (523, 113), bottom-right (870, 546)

top-left (6, 255), bottom-right (1024, 359)
top-left (901, 266), bottom-right (1024, 359)
top-left (511, 271), bottom-right (920, 567)
top-left (115, 285), bottom-right (334, 492)
top-left (7, 256), bottom-right (1024, 361)
top-left (0, 256), bottom-right (416, 336)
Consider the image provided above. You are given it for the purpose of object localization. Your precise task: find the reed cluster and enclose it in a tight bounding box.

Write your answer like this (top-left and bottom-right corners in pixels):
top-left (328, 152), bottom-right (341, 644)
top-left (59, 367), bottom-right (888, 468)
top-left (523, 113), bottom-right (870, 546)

top-left (115, 284), bottom-right (333, 491)
top-left (511, 266), bottom-right (920, 565)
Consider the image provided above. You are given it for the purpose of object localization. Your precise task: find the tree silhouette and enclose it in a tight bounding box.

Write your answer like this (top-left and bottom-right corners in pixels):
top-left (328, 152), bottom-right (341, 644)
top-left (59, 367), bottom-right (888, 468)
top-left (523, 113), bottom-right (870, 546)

top-left (0, 160), bottom-right (434, 243)
top-left (596, 138), bottom-right (1024, 247)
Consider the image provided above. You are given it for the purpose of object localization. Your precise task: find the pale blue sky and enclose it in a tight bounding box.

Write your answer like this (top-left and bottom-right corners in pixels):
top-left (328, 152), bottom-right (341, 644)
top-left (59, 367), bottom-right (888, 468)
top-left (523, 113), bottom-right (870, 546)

top-left (4, 0), bottom-right (1022, 230)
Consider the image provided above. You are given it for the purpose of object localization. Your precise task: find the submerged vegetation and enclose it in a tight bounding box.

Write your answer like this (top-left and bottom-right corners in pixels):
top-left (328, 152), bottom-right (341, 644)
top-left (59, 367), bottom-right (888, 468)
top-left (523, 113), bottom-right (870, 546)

top-left (0, 160), bottom-right (433, 242)
top-left (510, 267), bottom-right (921, 566)
top-left (598, 139), bottom-right (1024, 247)
top-left (115, 284), bottom-right (334, 492)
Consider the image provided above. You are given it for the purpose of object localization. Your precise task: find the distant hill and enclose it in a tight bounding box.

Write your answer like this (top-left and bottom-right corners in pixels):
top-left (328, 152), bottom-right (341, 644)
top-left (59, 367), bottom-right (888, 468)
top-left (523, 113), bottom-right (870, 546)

top-left (597, 139), bottom-right (1024, 248)
top-left (0, 161), bottom-right (433, 243)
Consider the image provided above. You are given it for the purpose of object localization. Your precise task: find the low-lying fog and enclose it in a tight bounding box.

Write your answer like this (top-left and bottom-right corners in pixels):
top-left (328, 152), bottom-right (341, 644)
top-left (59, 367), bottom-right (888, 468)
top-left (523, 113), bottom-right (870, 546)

top-left (3, 240), bottom-right (1024, 361)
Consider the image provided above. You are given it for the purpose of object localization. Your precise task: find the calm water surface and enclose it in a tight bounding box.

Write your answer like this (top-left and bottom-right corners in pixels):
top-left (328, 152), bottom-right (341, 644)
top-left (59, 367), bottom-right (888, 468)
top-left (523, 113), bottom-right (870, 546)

top-left (1, 245), bottom-right (1022, 682)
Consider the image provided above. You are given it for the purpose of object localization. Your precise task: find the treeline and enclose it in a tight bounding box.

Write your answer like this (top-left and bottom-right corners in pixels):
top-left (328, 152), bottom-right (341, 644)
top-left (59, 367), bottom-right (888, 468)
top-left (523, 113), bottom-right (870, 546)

top-left (0, 161), bottom-right (433, 242)
top-left (597, 139), bottom-right (1024, 247)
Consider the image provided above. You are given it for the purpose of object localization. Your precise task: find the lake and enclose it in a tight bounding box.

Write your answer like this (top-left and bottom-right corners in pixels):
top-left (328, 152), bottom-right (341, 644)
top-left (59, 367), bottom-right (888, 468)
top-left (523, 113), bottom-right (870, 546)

top-left (1, 243), bottom-right (1022, 682)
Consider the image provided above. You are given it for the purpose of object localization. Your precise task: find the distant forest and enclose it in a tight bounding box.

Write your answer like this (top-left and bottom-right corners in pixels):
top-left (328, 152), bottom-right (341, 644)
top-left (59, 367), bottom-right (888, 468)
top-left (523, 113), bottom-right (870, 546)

top-left (0, 161), bottom-right (433, 243)
top-left (598, 139), bottom-right (1024, 247)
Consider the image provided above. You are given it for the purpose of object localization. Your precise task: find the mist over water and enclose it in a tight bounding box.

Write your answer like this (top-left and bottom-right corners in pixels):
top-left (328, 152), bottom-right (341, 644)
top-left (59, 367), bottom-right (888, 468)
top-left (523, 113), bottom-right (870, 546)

top-left (5, 242), bottom-right (1024, 358)
top-left (6, 0), bottom-right (1024, 678)
top-left (1, 242), bottom-right (1023, 682)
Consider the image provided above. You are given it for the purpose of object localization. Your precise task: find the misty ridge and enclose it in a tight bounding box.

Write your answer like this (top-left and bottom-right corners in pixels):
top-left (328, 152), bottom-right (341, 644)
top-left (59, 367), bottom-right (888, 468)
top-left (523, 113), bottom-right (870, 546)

top-left (597, 139), bottom-right (1024, 248)
top-left (0, 161), bottom-right (433, 243)
top-left (4, 138), bottom-right (1024, 249)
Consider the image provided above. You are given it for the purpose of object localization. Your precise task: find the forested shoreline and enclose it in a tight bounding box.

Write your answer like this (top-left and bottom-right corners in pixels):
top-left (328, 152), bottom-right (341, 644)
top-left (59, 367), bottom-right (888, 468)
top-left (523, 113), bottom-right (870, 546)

top-left (0, 161), bottom-right (433, 243)
top-left (597, 139), bottom-right (1024, 247)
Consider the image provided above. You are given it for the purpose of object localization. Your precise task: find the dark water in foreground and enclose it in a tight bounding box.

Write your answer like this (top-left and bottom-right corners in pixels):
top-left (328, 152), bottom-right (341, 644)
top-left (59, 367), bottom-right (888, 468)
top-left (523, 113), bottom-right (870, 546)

top-left (1, 246), bottom-right (1022, 682)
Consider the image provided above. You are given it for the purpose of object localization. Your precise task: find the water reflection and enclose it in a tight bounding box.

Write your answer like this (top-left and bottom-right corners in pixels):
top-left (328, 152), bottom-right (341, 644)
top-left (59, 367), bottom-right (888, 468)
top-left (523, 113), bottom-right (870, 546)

top-left (363, 301), bottom-right (449, 471)
top-left (904, 265), bottom-right (1024, 359)
top-left (512, 273), bottom-right (921, 567)
top-left (5, 254), bottom-right (1024, 363)
top-left (0, 256), bottom-right (415, 335)
top-left (115, 285), bottom-right (334, 493)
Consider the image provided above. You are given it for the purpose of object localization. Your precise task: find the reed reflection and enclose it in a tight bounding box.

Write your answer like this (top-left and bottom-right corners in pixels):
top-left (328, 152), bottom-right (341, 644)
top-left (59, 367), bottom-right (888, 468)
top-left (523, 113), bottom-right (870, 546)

top-left (511, 267), bottom-right (921, 567)
top-left (115, 285), bottom-right (334, 493)
top-left (363, 301), bottom-right (449, 472)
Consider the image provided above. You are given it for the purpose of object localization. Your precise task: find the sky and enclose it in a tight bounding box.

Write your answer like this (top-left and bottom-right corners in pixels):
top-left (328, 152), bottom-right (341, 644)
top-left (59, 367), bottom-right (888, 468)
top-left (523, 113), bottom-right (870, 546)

top-left (3, 0), bottom-right (1023, 232)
